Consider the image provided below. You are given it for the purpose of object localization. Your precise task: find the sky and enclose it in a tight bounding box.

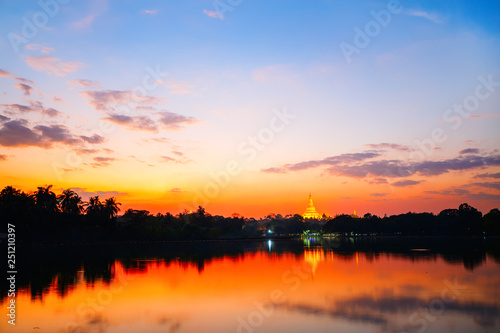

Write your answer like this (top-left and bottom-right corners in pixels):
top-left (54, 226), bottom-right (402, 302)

top-left (0, 0), bottom-right (499, 218)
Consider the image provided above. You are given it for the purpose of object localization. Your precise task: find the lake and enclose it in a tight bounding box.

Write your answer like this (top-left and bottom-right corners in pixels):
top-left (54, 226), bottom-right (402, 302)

top-left (1, 237), bottom-right (500, 333)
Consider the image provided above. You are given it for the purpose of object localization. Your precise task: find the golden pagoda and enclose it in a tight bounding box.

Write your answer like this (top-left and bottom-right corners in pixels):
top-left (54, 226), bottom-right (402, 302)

top-left (303, 194), bottom-right (321, 219)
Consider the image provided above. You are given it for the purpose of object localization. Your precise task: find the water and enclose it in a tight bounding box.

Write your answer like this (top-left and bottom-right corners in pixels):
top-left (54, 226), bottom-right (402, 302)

top-left (1, 237), bottom-right (499, 333)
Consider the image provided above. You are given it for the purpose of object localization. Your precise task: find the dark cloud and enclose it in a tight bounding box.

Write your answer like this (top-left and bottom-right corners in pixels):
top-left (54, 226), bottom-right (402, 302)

top-left (80, 90), bottom-right (166, 111)
top-left (0, 120), bottom-right (45, 147)
top-left (285, 152), bottom-right (381, 172)
top-left (0, 119), bottom-right (87, 148)
top-left (103, 114), bottom-right (158, 132)
top-left (1, 101), bottom-right (62, 117)
top-left (469, 192), bottom-right (500, 200)
top-left (371, 193), bottom-right (388, 197)
top-left (74, 148), bottom-right (99, 155)
top-left (0, 115), bottom-right (10, 123)
top-left (471, 182), bottom-right (500, 191)
top-left (160, 156), bottom-right (176, 162)
top-left (391, 180), bottom-right (422, 187)
top-left (459, 148), bottom-right (481, 154)
top-left (156, 111), bottom-right (199, 130)
top-left (0, 154), bottom-right (7, 161)
top-left (267, 152), bottom-right (500, 180)
top-left (80, 134), bottom-right (105, 144)
top-left (261, 167), bottom-right (287, 174)
top-left (364, 143), bottom-right (414, 152)
top-left (13, 83), bottom-right (33, 96)
top-left (474, 172), bottom-right (500, 179)
top-left (34, 124), bottom-right (80, 145)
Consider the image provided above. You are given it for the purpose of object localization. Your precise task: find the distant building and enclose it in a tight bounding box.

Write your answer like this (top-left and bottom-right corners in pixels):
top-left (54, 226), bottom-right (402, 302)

top-left (303, 194), bottom-right (321, 219)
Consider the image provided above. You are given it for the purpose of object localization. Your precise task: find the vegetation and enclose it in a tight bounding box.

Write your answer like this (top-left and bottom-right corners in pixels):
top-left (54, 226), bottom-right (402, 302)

top-left (1, 185), bottom-right (499, 243)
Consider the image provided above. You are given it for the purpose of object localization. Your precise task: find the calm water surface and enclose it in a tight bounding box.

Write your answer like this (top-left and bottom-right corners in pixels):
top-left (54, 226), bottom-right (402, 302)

top-left (2, 238), bottom-right (500, 333)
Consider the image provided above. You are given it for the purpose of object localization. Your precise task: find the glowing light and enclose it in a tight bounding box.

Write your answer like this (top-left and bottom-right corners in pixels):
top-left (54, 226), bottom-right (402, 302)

top-left (303, 194), bottom-right (321, 219)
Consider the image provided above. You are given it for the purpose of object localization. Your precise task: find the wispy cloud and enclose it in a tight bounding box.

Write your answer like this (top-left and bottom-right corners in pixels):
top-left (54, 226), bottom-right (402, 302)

top-left (68, 79), bottom-right (100, 88)
top-left (405, 9), bottom-right (445, 23)
top-left (391, 180), bottom-right (422, 187)
top-left (143, 9), bottom-right (159, 15)
top-left (203, 9), bottom-right (223, 19)
top-left (80, 90), bottom-right (167, 111)
top-left (363, 143), bottom-right (414, 152)
top-left (159, 81), bottom-right (194, 94)
top-left (1, 101), bottom-right (62, 117)
top-left (103, 114), bottom-right (158, 132)
top-left (25, 56), bottom-right (83, 76)
top-left (12, 83), bottom-right (33, 96)
top-left (71, 0), bottom-right (109, 29)
top-left (156, 111), bottom-right (200, 131)
top-left (25, 43), bottom-right (54, 54)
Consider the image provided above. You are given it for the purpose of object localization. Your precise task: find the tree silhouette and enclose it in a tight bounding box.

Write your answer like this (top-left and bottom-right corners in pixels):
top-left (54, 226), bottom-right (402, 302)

top-left (35, 185), bottom-right (59, 214)
top-left (103, 197), bottom-right (121, 220)
top-left (58, 189), bottom-right (83, 215)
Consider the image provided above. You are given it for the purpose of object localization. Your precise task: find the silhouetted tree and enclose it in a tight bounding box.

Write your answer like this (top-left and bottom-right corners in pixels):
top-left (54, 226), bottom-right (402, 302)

top-left (58, 189), bottom-right (83, 215)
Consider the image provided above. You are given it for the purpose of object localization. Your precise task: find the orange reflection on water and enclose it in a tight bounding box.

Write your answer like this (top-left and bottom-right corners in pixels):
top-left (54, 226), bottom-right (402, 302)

top-left (2, 246), bottom-right (499, 333)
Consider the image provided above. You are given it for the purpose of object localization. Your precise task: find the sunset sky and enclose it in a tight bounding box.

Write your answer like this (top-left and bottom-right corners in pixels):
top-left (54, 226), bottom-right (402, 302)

top-left (0, 0), bottom-right (499, 217)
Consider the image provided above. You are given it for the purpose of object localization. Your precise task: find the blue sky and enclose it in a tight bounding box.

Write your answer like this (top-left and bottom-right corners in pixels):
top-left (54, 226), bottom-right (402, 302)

top-left (0, 0), bottom-right (499, 216)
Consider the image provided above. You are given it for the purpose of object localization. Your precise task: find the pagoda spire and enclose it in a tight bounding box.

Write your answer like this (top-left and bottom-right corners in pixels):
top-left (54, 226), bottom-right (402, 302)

top-left (303, 194), bottom-right (321, 219)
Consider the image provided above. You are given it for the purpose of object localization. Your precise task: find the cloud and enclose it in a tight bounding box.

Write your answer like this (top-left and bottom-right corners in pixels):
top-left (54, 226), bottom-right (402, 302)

top-left (469, 192), bottom-right (500, 201)
top-left (74, 148), bottom-right (100, 155)
top-left (469, 113), bottom-right (500, 119)
top-left (203, 9), bottom-right (223, 19)
top-left (34, 124), bottom-right (80, 145)
top-left (0, 119), bottom-right (93, 148)
top-left (0, 115), bottom-right (9, 122)
top-left (89, 156), bottom-right (115, 168)
top-left (80, 90), bottom-right (167, 111)
top-left (103, 114), bottom-right (158, 132)
top-left (0, 154), bottom-right (7, 161)
top-left (160, 156), bottom-right (176, 163)
top-left (159, 155), bottom-right (192, 164)
top-left (71, 0), bottom-right (108, 29)
top-left (12, 83), bottom-right (33, 96)
top-left (80, 134), bottom-right (105, 144)
top-left (368, 178), bottom-right (388, 184)
top-left (459, 148), bottom-right (480, 154)
top-left (143, 9), bottom-right (159, 15)
top-left (156, 111), bottom-right (199, 130)
top-left (363, 143), bottom-right (414, 152)
top-left (471, 182), bottom-right (500, 191)
top-left (0, 69), bottom-right (11, 77)
top-left (25, 43), bottom-right (54, 54)
top-left (391, 180), bottom-right (422, 187)
top-left (0, 68), bottom-right (34, 84)
top-left (473, 173), bottom-right (500, 179)
top-left (172, 151), bottom-right (183, 156)
top-left (68, 79), bottom-right (100, 88)
top-left (1, 101), bottom-right (62, 117)
top-left (371, 193), bottom-right (388, 197)
top-left (25, 56), bottom-right (82, 76)
top-left (159, 81), bottom-right (194, 94)
top-left (265, 151), bottom-right (500, 182)
top-left (262, 167), bottom-right (287, 174)
top-left (72, 187), bottom-right (127, 200)
top-left (252, 64), bottom-right (298, 83)
top-left (285, 152), bottom-right (382, 172)
top-left (169, 188), bottom-right (183, 193)
top-left (0, 120), bottom-right (45, 147)
top-left (405, 10), bottom-right (445, 23)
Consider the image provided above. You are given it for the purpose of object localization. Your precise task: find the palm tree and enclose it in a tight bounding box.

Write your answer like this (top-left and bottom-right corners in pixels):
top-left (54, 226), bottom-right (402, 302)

top-left (103, 197), bottom-right (121, 220)
top-left (85, 196), bottom-right (103, 217)
top-left (58, 189), bottom-right (83, 214)
top-left (35, 185), bottom-right (59, 214)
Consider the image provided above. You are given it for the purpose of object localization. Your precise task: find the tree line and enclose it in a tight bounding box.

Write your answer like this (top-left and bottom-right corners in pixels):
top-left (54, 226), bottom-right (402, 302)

top-left (1, 185), bottom-right (499, 243)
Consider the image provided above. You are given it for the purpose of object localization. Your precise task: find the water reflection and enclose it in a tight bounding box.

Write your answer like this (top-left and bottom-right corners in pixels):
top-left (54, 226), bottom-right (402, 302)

top-left (1, 238), bottom-right (499, 332)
